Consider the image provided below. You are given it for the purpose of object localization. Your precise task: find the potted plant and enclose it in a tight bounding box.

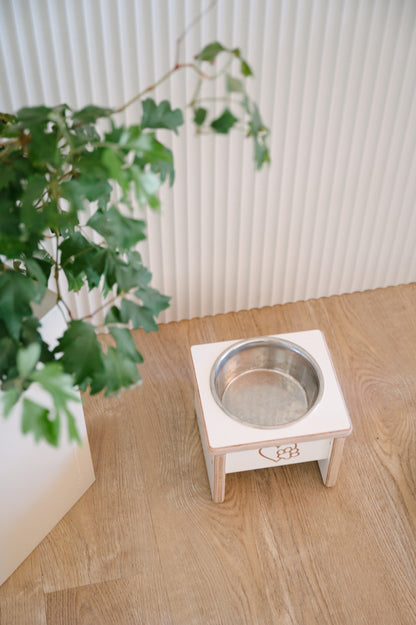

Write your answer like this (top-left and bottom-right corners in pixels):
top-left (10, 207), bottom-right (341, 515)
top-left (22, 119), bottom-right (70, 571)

top-left (0, 37), bottom-right (269, 584)
top-left (0, 40), bottom-right (269, 447)
top-left (0, 33), bottom-right (269, 585)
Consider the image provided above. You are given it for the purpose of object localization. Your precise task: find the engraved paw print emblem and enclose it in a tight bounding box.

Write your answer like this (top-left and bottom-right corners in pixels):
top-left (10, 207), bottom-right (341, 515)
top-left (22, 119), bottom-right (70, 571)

top-left (259, 443), bottom-right (300, 463)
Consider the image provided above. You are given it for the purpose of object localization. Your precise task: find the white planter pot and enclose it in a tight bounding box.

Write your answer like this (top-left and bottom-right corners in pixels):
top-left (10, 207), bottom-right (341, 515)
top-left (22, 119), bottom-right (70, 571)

top-left (0, 292), bottom-right (95, 586)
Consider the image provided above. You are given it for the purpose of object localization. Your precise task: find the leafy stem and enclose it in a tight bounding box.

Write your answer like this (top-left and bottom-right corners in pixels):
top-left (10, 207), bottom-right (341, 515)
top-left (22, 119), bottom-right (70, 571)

top-left (115, 62), bottom-right (213, 116)
top-left (79, 292), bottom-right (120, 323)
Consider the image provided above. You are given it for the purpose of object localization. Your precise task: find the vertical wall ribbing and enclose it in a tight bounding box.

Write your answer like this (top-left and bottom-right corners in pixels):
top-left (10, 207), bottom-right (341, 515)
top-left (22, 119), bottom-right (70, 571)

top-left (0, 0), bottom-right (415, 323)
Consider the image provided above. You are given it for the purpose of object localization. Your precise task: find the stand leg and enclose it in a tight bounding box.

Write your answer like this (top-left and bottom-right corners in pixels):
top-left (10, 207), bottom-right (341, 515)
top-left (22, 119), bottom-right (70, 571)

top-left (212, 455), bottom-right (226, 503)
top-left (318, 437), bottom-right (345, 487)
top-left (195, 396), bottom-right (227, 502)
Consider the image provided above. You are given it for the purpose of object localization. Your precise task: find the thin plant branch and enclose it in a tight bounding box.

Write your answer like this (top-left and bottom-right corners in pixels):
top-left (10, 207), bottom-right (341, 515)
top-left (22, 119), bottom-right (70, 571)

top-left (175, 0), bottom-right (218, 65)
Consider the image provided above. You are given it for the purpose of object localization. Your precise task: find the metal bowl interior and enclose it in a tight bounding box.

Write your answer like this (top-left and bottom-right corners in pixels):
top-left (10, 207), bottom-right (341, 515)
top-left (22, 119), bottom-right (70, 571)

top-left (210, 338), bottom-right (323, 428)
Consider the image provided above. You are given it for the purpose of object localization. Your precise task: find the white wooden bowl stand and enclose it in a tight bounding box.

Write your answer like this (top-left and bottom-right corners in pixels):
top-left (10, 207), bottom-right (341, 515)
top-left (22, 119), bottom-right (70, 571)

top-left (191, 330), bottom-right (352, 503)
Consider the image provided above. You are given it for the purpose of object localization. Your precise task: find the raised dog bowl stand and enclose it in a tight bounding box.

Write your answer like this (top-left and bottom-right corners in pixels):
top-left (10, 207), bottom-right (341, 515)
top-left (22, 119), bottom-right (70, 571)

top-left (191, 330), bottom-right (352, 503)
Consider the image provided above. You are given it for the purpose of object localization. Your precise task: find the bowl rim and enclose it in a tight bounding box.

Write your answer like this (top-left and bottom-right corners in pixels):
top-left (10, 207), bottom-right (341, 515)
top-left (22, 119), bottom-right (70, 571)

top-left (209, 336), bottom-right (325, 429)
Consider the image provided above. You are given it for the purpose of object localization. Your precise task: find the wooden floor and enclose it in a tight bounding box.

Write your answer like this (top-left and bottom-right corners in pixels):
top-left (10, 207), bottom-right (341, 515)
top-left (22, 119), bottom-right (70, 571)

top-left (1, 284), bottom-right (416, 624)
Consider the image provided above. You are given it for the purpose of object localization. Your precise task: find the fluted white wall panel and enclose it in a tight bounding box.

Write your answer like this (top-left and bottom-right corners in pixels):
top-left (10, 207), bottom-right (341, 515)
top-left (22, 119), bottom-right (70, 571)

top-left (1, 0), bottom-right (415, 323)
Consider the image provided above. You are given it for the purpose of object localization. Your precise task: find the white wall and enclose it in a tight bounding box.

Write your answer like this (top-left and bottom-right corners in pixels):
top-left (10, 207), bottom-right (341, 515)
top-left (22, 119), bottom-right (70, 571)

top-left (1, 0), bottom-right (415, 322)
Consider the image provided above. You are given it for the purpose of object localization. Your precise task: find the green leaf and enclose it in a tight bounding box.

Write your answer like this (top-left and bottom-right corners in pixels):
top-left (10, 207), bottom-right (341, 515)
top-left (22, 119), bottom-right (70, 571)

top-left (54, 318), bottom-right (142, 399)
top-left (59, 232), bottom-right (94, 264)
top-left (0, 387), bottom-right (21, 418)
top-left (28, 251), bottom-right (54, 283)
top-left (225, 74), bottom-right (244, 94)
top-left (131, 165), bottom-right (161, 209)
top-left (59, 232), bottom-right (99, 290)
top-left (90, 346), bottom-right (141, 396)
top-left (248, 103), bottom-right (270, 169)
top-left (18, 174), bottom-right (51, 246)
top-left (109, 327), bottom-right (144, 364)
top-left (241, 59), bottom-right (253, 77)
top-left (106, 298), bottom-right (159, 333)
top-left (104, 306), bottom-right (121, 325)
top-left (195, 41), bottom-right (225, 62)
top-left (66, 410), bottom-right (82, 444)
top-left (119, 299), bottom-right (159, 332)
top-left (87, 206), bottom-right (147, 250)
top-left (249, 102), bottom-right (263, 136)
top-left (254, 137), bottom-right (270, 169)
top-left (0, 271), bottom-right (38, 339)
top-left (0, 166), bottom-right (18, 192)
top-left (59, 232), bottom-right (117, 293)
top-left (89, 248), bottom-right (119, 295)
top-left (0, 112), bottom-right (16, 128)
top-left (17, 343), bottom-right (41, 377)
top-left (118, 124), bottom-right (144, 150)
top-left (26, 363), bottom-right (81, 445)
top-left (71, 121), bottom-right (100, 146)
top-left (27, 126), bottom-right (62, 170)
top-left (141, 99), bottom-right (184, 135)
top-left (65, 271), bottom-right (86, 292)
top-left (31, 363), bottom-right (80, 402)
top-left (113, 252), bottom-right (151, 294)
top-left (193, 107), bottom-right (207, 126)
top-left (20, 317), bottom-right (54, 365)
top-left (120, 129), bottom-right (175, 185)
top-left (24, 258), bottom-right (49, 302)
top-left (210, 109), bottom-right (238, 134)
top-left (69, 174), bottom-right (112, 203)
top-left (62, 244), bottom-right (145, 298)
top-left (101, 148), bottom-right (130, 195)
top-left (231, 47), bottom-right (253, 76)
top-left (21, 398), bottom-right (59, 446)
top-left (135, 286), bottom-right (171, 317)
top-left (16, 105), bottom-right (51, 126)
top-left (75, 149), bottom-right (111, 183)
top-left (55, 320), bottom-right (105, 390)
top-left (60, 178), bottom-right (86, 215)
top-left (72, 105), bottom-right (113, 124)
top-left (0, 335), bottom-right (18, 381)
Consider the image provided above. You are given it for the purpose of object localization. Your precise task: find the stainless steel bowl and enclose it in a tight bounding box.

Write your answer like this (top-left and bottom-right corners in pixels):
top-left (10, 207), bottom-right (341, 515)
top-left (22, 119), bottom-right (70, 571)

top-left (210, 337), bottom-right (323, 428)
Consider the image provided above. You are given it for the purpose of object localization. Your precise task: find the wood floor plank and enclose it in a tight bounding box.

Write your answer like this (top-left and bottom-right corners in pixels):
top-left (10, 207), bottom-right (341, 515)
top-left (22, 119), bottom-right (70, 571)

top-left (124, 284), bottom-right (416, 625)
top-left (1, 284), bottom-right (415, 625)
top-left (0, 551), bottom-right (47, 625)
top-left (46, 573), bottom-right (173, 625)
top-left (37, 384), bottom-right (167, 593)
